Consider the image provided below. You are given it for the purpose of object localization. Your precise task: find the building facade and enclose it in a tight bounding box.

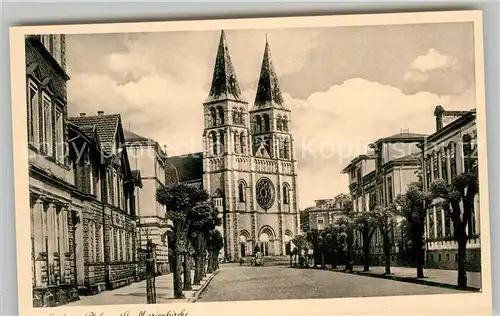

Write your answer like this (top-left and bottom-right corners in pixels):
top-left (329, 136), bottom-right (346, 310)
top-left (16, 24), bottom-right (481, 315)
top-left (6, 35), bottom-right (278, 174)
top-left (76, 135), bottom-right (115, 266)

top-left (26, 34), bottom-right (82, 307)
top-left (302, 195), bottom-right (351, 231)
top-left (422, 106), bottom-right (480, 271)
top-left (124, 130), bottom-right (170, 275)
top-left (69, 112), bottom-right (139, 293)
top-left (202, 31), bottom-right (300, 260)
top-left (343, 132), bottom-right (426, 266)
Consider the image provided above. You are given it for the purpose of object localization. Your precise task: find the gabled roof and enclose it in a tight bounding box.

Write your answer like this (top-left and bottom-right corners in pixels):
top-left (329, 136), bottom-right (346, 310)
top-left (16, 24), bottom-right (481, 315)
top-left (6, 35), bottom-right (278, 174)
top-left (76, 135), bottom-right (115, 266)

top-left (69, 114), bottom-right (121, 154)
top-left (124, 129), bottom-right (152, 143)
top-left (167, 152), bottom-right (203, 183)
top-left (204, 30), bottom-right (246, 104)
top-left (341, 154), bottom-right (376, 174)
top-left (252, 38), bottom-right (288, 111)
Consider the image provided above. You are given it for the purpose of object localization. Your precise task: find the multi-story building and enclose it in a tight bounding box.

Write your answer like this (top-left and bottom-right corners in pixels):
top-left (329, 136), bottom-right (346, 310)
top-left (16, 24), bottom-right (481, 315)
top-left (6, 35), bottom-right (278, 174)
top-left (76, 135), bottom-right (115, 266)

top-left (26, 34), bottom-right (80, 307)
top-left (343, 131), bottom-right (426, 265)
top-left (422, 106), bottom-right (480, 271)
top-left (302, 194), bottom-right (351, 231)
top-left (124, 130), bottom-right (171, 275)
top-left (69, 112), bottom-right (139, 293)
top-left (201, 31), bottom-right (300, 260)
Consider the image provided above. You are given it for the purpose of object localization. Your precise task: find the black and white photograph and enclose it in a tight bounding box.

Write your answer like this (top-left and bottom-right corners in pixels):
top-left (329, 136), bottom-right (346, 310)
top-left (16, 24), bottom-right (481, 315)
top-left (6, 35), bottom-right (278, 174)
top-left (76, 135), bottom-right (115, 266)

top-left (9, 10), bottom-right (492, 316)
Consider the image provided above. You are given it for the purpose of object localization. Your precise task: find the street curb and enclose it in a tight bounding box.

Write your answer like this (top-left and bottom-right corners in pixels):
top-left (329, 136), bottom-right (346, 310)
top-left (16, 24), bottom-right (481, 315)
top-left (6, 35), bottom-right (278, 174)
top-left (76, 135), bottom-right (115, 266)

top-left (188, 269), bottom-right (220, 303)
top-left (332, 269), bottom-right (481, 292)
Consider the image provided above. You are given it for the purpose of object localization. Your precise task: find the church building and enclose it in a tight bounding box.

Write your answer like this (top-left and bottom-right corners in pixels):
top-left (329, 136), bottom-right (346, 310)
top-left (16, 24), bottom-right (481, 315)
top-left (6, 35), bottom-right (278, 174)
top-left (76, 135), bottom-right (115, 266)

top-left (201, 30), bottom-right (300, 261)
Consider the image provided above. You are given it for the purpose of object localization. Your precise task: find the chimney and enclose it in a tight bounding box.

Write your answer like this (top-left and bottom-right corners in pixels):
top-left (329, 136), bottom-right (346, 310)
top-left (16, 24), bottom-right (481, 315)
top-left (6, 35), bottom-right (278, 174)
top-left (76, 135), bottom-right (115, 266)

top-left (80, 112), bottom-right (86, 117)
top-left (98, 111), bottom-right (104, 116)
top-left (434, 105), bottom-right (445, 131)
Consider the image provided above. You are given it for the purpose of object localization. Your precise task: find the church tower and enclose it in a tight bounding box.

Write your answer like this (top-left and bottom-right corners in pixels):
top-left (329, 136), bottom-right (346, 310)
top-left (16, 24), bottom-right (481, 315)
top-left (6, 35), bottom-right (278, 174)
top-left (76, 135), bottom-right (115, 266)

top-left (203, 31), bottom-right (299, 261)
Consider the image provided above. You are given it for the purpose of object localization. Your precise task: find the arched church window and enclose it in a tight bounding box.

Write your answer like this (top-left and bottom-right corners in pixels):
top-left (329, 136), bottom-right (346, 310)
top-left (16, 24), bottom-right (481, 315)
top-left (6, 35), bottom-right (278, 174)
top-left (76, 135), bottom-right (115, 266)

top-left (209, 131), bottom-right (217, 155)
top-left (283, 138), bottom-right (290, 159)
top-left (210, 107), bottom-right (217, 127)
top-left (232, 108), bottom-right (238, 125)
top-left (218, 130), bottom-right (225, 155)
top-left (233, 132), bottom-right (240, 154)
top-left (278, 137), bottom-right (284, 158)
top-left (255, 115), bottom-right (262, 133)
top-left (240, 132), bottom-right (246, 155)
top-left (282, 183), bottom-right (290, 205)
top-left (238, 181), bottom-right (246, 202)
top-left (239, 108), bottom-right (245, 125)
top-left (263, 114), bottom-right (270, 132)
top-left (216, 106), bottom-right (224, 125)
top-left (276, 115), bottom-right (283, 131)
top-left (282, 117), bottom-right (289, 132)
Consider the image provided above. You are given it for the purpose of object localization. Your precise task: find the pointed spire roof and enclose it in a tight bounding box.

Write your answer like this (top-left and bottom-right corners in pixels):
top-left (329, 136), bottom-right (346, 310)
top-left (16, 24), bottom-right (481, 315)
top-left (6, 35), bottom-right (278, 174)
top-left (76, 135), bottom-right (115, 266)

top-left (205, 30), bottom-right (246, 104)
top-left (253, 37), bottom-right (287, 110)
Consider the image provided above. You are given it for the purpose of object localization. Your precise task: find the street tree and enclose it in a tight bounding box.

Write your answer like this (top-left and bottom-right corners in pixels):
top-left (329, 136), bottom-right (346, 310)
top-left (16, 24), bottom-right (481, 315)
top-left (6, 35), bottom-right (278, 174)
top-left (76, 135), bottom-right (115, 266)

top-left (336, 210), bottom-right (355, 272)
top-left (305, 229), bottom-right (321, 267)
top-left (372, 205), bottom-right (399, 274)
top-left (206, 229), bottom-right (223, 273)
top-left (354, 210), bottom-right (377, 272)
top-left (156, 183), bottom-right (210, 299)
top-left (394, 180), bottom-right (433, 278)
top-left (189, 200), bottom-right (220, 285)
top-left (430, 172), bottom-right (478, 289)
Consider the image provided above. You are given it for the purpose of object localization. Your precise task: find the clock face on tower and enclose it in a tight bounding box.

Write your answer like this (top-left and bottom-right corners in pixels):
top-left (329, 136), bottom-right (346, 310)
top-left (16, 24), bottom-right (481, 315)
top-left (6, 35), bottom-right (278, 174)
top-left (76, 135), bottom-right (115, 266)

top-left (256, 177), bottom-right (275, 210)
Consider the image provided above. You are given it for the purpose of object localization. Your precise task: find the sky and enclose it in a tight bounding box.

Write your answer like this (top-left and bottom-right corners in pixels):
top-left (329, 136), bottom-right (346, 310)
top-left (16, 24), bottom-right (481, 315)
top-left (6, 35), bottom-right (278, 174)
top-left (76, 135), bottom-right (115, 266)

top-left (66, 22), bottom-right (476, 209)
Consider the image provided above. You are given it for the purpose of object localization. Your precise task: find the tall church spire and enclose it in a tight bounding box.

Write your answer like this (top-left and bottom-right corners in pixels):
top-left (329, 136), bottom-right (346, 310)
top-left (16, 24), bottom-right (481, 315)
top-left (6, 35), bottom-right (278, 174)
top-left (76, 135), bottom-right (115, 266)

top-left (254, 37), bottom-right (285, 109)
top-left (205, 30), bottom-right (246, 104)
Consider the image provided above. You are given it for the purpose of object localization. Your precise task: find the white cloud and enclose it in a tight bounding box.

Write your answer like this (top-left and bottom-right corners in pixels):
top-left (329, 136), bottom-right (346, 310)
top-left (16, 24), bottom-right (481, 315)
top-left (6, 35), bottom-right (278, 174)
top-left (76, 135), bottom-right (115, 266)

top-left (410, 48), bottom-right (459, 73)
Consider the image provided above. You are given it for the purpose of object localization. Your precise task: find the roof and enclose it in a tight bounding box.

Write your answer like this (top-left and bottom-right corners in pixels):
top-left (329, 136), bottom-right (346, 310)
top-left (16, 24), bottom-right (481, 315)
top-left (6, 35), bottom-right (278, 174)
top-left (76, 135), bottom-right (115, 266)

top-left (378, 131), bottom-right (427, 142)
top-left (204, 30), bottom-right (246, 104)
top-left (123, 129), bottom-right (167, 159)
top-left (124, 129), bottom-right (152, 143)
top-left (341, 154), bottom-right (376, 173)
top-left (69, 113), bottom-right (121, 154)
top-left (167, 152), bottom-right (203, 183)
top-left (391, 152), bottom-right (421, 163)
top-left (252, 38), bottom-right (287, 111)
top-left (426, 109), bottom-right (476, 143)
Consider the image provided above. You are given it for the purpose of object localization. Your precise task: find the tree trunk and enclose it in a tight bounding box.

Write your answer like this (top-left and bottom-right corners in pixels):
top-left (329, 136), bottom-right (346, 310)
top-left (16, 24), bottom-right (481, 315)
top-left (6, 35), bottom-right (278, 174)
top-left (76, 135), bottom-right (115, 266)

top-left (207, 252), bottom-right (214, 274)
top-left (457, 233), bottom-right (468, 289)
top-left (172, 252), bottom-right (184, 299)
top-left (363, 242), bottom-right (370, 272)
top-left (183, 254), bottom-right (192, 290)
top-left (416, 238), bottom-right (425, 278)
top-left (384, 241), bottom-right (391, 275)
top-left (193, 253), bottom-right (202, 285)
top-left (346, 230), bottom-right (354, 272)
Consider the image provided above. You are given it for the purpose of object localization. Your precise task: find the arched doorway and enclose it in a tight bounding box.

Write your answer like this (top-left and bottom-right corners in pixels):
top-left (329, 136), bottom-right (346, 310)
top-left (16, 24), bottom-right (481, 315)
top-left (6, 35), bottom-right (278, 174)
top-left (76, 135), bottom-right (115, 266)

top-left (239, 235), bottom-right (247, 258)
top-left (258, 226), bottom-right (276, 256)
top-left (239, 230), bottom-right (251, 258)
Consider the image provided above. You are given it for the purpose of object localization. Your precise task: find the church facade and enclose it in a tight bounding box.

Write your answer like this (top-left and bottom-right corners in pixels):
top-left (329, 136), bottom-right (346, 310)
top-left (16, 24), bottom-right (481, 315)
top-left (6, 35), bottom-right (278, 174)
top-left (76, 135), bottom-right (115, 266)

top-left (201, 31), bottom-right (300, 261)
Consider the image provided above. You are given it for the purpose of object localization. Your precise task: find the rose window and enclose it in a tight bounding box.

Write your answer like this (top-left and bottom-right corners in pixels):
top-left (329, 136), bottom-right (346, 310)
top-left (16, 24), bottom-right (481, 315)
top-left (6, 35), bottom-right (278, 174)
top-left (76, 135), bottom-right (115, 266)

top-left (256, 177), bottom-right (275, 210)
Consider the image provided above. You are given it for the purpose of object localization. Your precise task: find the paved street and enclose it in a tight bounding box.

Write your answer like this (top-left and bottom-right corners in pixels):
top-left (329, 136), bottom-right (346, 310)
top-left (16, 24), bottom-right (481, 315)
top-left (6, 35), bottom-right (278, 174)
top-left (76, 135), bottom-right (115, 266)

top-left (197, 263), bottom-right (461, 302)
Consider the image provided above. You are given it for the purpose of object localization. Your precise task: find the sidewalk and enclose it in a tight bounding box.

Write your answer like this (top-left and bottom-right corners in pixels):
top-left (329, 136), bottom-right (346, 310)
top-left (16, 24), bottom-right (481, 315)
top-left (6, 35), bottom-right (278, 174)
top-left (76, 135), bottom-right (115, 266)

top-left (65, 269), bottom-right (218, 306)
top-left (333, 265), bottom-right (481, 291)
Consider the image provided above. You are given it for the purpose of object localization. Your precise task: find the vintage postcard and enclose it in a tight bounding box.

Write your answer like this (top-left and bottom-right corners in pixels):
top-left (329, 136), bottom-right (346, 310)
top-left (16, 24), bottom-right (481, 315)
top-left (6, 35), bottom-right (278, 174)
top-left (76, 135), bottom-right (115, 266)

top-left (9, 10), bottom-right (492, 316)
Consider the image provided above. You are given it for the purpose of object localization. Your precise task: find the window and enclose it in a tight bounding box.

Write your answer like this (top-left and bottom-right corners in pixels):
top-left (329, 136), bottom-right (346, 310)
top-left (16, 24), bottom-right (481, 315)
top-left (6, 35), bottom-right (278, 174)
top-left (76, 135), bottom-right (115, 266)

top-left (116, 229), bottom-right (121, 261)
top-left (41, 93), bottom-right (53, 155)
top-left (89, 221), bottom-right (95, 262)
top-left (425, 155), bottom-right (432, 189)
top-left (240, 133), bottom-right (246, 155)
top-left (100, 225), bottom-right (104, 262)
top-left (449, 142), bottom-right (457, 179)
top-left (216, 106), bottom-right (224, 125)
top-left (432, 152), bottom-right (439, 180)
top-left (436, 208), bottom-right (442, 239)
top-left (28, 81), bottom-right (39, 147)
top-left (462, 134), bottom-right (477, 174)
top-left (386, 176), bottom-right (393, 204)
top-left (110, 228), bottom-right (115, 261)
top-left (89, 160), bottom-right (94, 195)
top-left (263, 114), bottom-right (270, 132)
top-left (317, 216), bottom-right (324, 230)
top-left (440, 148), bottom-right (448, 181)
top-left (428, 212), bottom-right (434, 239)
top-left (282, 118), bottom-right (288, 132)
top-left (283, 138), bottom-right (290, 160)
top-left (255, 115), bottom-right (262, 133)
top-left (283, 185), bottom-right (290, 205)
top-left (54, 108), bottom-right (64, 162)
top-left (233, 132), bottom-right (240, 154)
top-left (278, 138), bottom-right (284, 158)
top-left (218, 130), bottom-right (225, 155)
top-left (238, 182), bottom-right (245, 202)
top-left (277, 116), bottom-right (283, 131)
top-left (210, 107), bottom-right (217, 127)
